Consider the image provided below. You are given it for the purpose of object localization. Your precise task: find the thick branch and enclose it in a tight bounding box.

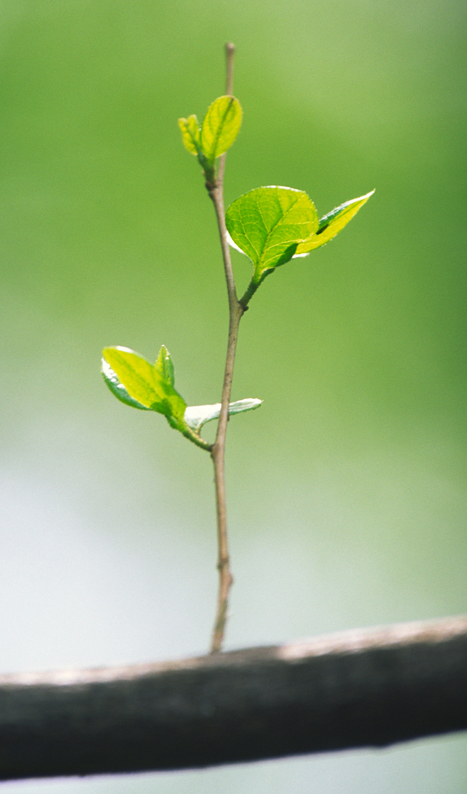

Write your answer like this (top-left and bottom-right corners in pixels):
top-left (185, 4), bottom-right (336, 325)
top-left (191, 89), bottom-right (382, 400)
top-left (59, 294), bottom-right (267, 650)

top-left (1, 616), bottom-right (467, 781)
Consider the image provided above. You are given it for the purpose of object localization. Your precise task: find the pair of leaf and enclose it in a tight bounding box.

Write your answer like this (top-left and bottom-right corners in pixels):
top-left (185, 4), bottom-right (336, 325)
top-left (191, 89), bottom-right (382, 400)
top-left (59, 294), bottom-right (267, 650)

top-left (225, 186), bottom-right (374, 293)
top-left (178, 95), bottom-right (242, 167)
top-left (102, 345), bottom-right (261, 451)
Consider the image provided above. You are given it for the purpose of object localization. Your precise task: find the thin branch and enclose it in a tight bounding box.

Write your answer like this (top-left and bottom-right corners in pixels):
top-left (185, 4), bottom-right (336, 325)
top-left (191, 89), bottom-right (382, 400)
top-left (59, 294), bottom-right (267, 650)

top-left (217, 42), bottom-right (235, 187)
top-left (2, 616), bottom-right (467, 781)
top-left (225, 42), bottom-right (235, 95)
top-left (207, 42), bottom-right (244, 653)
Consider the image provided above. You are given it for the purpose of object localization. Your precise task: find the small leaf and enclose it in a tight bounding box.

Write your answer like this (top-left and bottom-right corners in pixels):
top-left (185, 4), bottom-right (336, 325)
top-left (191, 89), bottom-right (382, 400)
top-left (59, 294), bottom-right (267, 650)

top-left (154, 344), bottom-right (175, 386)
top-left (201, 96), bottom-right (242, 163)
top-left (102, 346), bottom-right (212, 451)
top-left (226, 186), bottom-right (318, 282)
top-left (184, 398), bottom-right (262, 433)
top-left (178, 114), bottom-right (201, 155)
top-left (295, 190), bottom-right (375, 255)
top-left (102, 346), bottom-right (186, 424)
top-left (101, 358), bottom-right (150, 410)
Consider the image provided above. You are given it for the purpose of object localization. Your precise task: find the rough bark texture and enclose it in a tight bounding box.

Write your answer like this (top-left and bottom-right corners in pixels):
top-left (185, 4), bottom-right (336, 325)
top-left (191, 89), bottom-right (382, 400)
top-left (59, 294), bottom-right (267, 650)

top-left (1, 616), bottom-right (467, 781)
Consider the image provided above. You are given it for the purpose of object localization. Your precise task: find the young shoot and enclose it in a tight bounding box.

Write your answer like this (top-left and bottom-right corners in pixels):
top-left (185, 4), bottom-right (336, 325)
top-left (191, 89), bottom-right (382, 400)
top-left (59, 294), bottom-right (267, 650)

top-left (102, 43), bottom-right (373, 653)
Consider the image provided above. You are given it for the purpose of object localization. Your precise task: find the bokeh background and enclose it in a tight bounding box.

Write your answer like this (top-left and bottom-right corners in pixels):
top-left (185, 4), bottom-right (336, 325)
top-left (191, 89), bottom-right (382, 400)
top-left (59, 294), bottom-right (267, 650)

top-left (1, 0), bottom-right (466, 791)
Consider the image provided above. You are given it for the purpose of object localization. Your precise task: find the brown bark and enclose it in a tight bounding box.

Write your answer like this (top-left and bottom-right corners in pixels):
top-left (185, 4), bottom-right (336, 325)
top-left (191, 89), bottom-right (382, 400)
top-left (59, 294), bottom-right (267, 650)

top-left (1, 616), bottom-right (467, 781)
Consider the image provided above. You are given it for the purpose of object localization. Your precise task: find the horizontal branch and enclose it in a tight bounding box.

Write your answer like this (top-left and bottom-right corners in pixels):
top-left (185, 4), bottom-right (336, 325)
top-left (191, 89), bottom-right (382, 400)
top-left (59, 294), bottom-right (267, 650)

top-left (1, 616), bottom-right (467, 781)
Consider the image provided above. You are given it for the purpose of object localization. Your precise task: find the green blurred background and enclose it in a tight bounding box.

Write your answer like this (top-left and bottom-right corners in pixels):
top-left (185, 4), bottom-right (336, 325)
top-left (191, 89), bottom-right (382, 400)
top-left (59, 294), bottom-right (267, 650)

top-left (1, 0), bottom-right (466, 791)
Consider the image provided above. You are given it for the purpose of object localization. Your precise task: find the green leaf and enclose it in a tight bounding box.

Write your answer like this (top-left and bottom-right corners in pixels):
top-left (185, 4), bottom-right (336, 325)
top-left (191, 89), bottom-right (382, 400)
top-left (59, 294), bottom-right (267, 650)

top-left (102, 358), bottom-right (150, 410)
top-left (102, 346), bottom-right (186, 425)
top-left (225, 186), bottom-right (319, 283)
top-left (154, 344), bottom-right (175, 386)
top-left (178, 114), bottom-right (202, 155)
top-left (184, 398), bottom-right (262, 433)
top-left (295, 190), bottom-right (375, 255)
top-left (201, 95), bottom-right (242, 163)
top-left (102, 346), bottom-right (213, 451)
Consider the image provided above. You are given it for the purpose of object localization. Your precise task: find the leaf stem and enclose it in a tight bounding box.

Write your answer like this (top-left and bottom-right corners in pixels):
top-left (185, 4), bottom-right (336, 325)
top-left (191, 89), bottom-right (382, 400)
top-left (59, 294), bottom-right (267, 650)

top-left (207, 42), bottom-right (244, 654)
top-left (178, 423), bottom-right (213, 452)
top-left (239, 277), bottom-right (261, 309)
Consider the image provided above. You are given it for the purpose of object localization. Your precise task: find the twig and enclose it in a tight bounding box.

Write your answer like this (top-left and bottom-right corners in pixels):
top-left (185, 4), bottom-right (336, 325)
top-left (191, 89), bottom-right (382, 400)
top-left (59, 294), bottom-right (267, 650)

top-left (1, 616), bottom-right (467, 781)
top-left (207, 42), bottom-right (244, 653)
top-left (217, 42), bottom-right (235, 187)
